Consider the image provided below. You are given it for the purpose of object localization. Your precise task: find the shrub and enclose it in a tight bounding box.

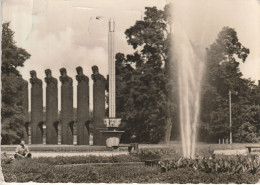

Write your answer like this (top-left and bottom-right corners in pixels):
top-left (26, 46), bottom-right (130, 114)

top-left (158, 154), bottom-right (260, 175)
top-left (133, 148), bottom-right (181, 160)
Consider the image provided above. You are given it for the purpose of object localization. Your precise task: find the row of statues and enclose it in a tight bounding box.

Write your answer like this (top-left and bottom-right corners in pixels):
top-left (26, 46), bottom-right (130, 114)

top-left (30, 66), bottom-right (106, 87)
top-left (26, 66), bottom-right (107, 145)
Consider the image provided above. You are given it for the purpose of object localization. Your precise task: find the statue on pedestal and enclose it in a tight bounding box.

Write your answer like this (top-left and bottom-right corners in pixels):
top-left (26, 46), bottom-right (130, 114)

top-left (45, 69), bottom-right (57, 87)
top-left (91, 65), bottom-right (106, 83)
top-left (59, 68), bottom-right (72, 86)
top-left (30, 70), bottom-right (42, 87)
top-left (76, 66), bottom-right (89, 85)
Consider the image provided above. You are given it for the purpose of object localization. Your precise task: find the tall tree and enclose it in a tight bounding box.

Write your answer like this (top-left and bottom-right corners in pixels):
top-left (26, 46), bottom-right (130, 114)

top-left (115, 5), bottom-right (176, 143)
top-left (1, 22), bottom-right (31, 144)
top-left (200, 27), bottom-right (254, 142)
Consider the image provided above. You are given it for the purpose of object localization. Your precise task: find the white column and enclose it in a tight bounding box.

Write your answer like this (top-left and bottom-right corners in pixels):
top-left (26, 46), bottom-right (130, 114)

top-left (108, 18), bottom-right (116, 118)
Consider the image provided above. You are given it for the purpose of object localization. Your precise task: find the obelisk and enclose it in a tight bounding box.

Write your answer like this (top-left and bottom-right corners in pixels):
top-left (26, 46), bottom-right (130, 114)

top-left (108, 18), bottom-right (116, 118)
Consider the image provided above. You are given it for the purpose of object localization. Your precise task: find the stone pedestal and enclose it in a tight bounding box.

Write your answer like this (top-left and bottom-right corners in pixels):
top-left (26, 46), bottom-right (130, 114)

top-left (60, 68), bottom-right (74, 145)
top-left (76, 67), bottom-right (90, 145)
top-left (30, 70), bottom-right (43, 144)
top-left (100, 131), bottom-right (124, 147)
top-left (45, 69), bottom-right (58, 144)
top-left (91, 66), bottom-right (107, 146)
top-left (102, 118), bottom-right (124, 147)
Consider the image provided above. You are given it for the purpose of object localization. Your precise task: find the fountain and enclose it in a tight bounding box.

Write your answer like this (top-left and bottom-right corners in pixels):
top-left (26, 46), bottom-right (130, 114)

top-left (171, 3), bottom-right (205, 158)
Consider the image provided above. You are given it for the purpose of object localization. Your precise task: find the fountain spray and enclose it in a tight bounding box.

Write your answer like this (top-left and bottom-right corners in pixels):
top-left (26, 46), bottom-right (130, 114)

top-left (170, 0), bottom-right (260, 158)
top-left (171, 1), bottom-right (206, 159)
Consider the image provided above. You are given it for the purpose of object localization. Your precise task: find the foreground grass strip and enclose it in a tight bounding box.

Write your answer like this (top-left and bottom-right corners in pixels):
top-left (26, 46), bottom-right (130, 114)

top-left (2, 155), bottom-right (259, 183)
top-left (55, 162), bottom-right (145, 167)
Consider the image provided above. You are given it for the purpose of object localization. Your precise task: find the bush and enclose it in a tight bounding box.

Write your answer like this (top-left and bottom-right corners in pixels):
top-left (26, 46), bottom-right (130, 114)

top-left (133, 148), bottom-right (181, 160)
top-left (235, 122), bottom-right (260, 143)
top-left (158, 154), bottom-right (260, 174)
top-left (160, 168), bottom-right (259, 184)
top-left (132, 147), bottom-right (215, 160)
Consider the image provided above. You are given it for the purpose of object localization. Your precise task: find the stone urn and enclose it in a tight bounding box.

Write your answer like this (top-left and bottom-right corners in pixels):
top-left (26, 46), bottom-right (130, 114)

top-left (101, 118), bottom-right (125, 148)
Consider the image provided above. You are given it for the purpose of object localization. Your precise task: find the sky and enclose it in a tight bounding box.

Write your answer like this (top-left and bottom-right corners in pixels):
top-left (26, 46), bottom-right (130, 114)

top-left (171, 0), bottom-right (260, 83)
top-left (1, 0), bottom-right (260, 110)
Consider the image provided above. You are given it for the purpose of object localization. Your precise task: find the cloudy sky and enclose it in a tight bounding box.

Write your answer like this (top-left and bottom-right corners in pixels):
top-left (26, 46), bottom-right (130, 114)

top-left (2, 0), bottom-right (260, 110)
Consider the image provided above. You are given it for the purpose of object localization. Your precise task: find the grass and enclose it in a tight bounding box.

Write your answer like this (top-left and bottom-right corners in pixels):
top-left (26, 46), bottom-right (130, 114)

top-left (2, 142), bottom-right (260, 183)
top-left (2, 152), bottom-right (259, 183)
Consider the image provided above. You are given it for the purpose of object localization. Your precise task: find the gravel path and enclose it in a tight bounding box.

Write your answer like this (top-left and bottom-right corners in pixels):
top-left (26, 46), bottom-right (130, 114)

top-left (1, 151), bottom-right (129, 158)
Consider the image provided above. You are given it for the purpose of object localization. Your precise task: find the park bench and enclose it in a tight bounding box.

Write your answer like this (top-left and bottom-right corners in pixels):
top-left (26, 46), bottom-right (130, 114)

top-left (112, 143), bottom-right (139, 152)
top-left (245, 146), bottom-right (260, 153)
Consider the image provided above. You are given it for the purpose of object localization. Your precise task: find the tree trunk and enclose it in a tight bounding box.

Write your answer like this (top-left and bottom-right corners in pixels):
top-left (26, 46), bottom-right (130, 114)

top-left (164, 117), bottom-right (172, 143)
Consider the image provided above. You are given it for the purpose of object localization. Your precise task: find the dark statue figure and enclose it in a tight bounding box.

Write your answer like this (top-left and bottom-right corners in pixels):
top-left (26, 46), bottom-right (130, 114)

top-left (76, 66), bottom-right (89, 85)
top-left (59, 68), bottom-right (73, 86)
top-left (30, 70), bottom-right (42, 87)
top-left (45, 69), bottom-right (58, 87)
top-left (91, 65), bottom-right (106, 82)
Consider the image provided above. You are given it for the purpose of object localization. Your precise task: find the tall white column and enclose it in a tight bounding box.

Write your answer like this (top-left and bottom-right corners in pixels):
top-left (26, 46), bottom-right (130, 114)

top-left (108, 18), bottom-right (116, 118)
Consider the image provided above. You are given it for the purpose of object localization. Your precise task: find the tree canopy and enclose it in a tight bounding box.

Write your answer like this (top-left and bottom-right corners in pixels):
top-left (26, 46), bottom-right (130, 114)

top-left (1, 22), bottom-right (31, 144)
top-left (200, 26), bottom-right (260, 143)
top-left (115, 5), bottom-right (176, 143)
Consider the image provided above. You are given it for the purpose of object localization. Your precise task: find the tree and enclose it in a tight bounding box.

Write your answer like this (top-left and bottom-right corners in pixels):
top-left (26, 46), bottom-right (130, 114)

top-left (200, 27), bottom-right (254, 142)
top-left (115, 5), bottom-right (176, 143)
top-left (1, 22), bottom-right (31, 144)
top-left (234, 105), bottom-right (260, 143)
